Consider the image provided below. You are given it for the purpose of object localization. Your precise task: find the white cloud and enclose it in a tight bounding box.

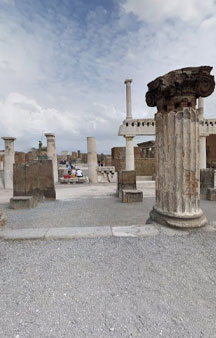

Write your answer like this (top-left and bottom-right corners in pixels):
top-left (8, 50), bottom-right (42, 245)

top-left (0, 1), bottom-right (216, 154)
top-left (0, 92), bottom-right (126, 153)
top-left (122, 0), bottom-right (216, 23)
top-left (0, 0), bottom-right (15, 5)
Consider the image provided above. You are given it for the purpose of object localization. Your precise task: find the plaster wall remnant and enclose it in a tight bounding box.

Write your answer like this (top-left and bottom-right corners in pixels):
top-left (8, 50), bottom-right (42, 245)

top-left (87, 137), bottom-right (98, 184)
top-left (2, 137), bottom-right (16, 189)
top-left (45, 133), bottom-right (58, 183)
top-left (146, 66), bottom-right (215, 228)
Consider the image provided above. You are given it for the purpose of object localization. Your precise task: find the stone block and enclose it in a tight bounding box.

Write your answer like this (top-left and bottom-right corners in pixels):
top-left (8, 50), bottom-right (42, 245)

top-left (0, 211), bottom-right (6, 227)
top-left (207, 188), bottom-right (216, 201)
top-left (117, 170), bottom-right (136, 197)
top-left (9, 196), bottom-right (38, 209)
top-left (77, 177), bottom-right (86, 183)
top-left (200, 168), bottom-right (215, 198)
top-left (122, 189), bottom-right (143, 203)
top-left (13, 160), bottom-right (56, 200)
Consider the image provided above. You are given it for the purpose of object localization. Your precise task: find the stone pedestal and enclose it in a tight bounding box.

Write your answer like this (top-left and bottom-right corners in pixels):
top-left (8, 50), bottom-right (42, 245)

top-left (125, 136), bottom-right (134, 170)
top-left (10, 196), bottom-right (38, 209)
top-left (2, 137), bottom-right (16, 189)
top-left (145, 66), bottom-right (215, 228)
top-left (87, 137), bottom-right (98, 184)
top-left (207, 188), bottom-right (216, 201)
top-left (122, 190), bottom-right (143, 203)
top-left (117, 170), bottom-right (136, 198)
top-left (200, 168), bottom-right (215, 198)
top-left (13, 160), bottom-right (56, 201)
top-left (45, 133), bottom-right (58, 183)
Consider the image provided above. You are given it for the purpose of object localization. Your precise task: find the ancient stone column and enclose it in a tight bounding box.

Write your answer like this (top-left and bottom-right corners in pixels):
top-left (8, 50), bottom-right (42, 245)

top-left (125, 136), bottom-right (135, 170)
top-left (198, 97), bottom-right (207, 169)
top-left (2, 137), bottom-right (16, 189)
top-left (45, 133), bottom-right (58, 183)
top-left (124, 79), bottom-right (135, 170)
top-left (87, 137), bottom-right (98, 183)
top-left (124, 79), bottom-right (133, 120)
top-left (146, 66), bottom-right (215, 228)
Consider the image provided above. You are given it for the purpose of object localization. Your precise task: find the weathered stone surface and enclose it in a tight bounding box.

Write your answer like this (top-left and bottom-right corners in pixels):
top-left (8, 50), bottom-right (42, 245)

top-left (2, 137), bottom-right (16, 189)
top-left (0, 211), bottom-right (6, 227)
top-left (200, 169), bottom-right (215, 198)
top-left (10, 196), bottom-right (38, 209)
top-left (45, 133), bottom-right (58, 183)
top-left (87, 137), bottom-right (98, 184)
top-left (117, 170), bottom-right (136, 197)
top-left (13, 160), bottom-right (56, 200)
top-left (122, 189), bottom-right (143, 203)
top-left (207, 188), bottom-right (216, 201)
top-left (146, 66), bottom-right (215, 228)
top-left (146, 66), bottom-right (215, 112)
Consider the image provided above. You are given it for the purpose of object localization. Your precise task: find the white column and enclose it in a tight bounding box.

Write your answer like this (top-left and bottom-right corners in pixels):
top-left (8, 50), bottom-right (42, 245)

top-left (124, 79), bottom-right (133, 120)
top-left (200, 137), bottom-right (206, 169)
top-left (45, 133), bottom-right (58, 183)
top-left (125, 136), bottom-right (134, 170)
top-left (198, 97), bottom-right (206, 169)
top-left (87, 137), bottom-right (98, 183)
top-left (2, 137), bottom-right (16, 189)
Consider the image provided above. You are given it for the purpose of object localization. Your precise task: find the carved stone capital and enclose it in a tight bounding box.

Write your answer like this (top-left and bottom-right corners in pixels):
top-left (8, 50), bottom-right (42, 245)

top-left (145, 66), bottom-right (215, 113)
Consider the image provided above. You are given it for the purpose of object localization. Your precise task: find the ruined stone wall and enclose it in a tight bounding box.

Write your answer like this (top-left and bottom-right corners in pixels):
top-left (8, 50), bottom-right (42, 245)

top-left (105, 155), bottom-right (112, 166)
top-left (206, 134), bottom-right (216, 168)
top-left (13, 160), bottom-right (56, 200)
top-left (112, 147), bottom-right (155, 175)
top-left (15, 152), bottom-right (26, 164)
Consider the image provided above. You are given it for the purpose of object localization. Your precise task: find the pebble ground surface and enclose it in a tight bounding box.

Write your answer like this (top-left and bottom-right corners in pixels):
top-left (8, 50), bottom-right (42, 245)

top-left (1, 233), bottom-right (216, 338)
top-left (1, 182), bottom-right (216, 337)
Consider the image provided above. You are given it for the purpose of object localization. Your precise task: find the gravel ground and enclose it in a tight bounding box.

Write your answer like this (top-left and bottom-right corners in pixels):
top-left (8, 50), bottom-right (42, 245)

top-left (1, 196), bottom-right (216, 230)
top-left (1, 197), bottom-right (155, 229)
top-left (0, 233), bottom-right (216, 338)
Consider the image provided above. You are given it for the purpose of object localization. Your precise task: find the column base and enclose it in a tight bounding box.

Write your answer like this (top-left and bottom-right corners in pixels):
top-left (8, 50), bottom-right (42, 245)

top-left (147, 207), bottom-right (207, 229)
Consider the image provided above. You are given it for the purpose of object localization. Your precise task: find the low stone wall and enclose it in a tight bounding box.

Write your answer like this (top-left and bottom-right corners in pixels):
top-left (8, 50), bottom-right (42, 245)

top-left (13, 160), bottom-right (56, 200)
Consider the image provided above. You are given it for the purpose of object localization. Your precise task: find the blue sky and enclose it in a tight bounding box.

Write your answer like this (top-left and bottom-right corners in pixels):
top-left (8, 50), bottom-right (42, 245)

top-left (1, 0), bottom-right (216, 154)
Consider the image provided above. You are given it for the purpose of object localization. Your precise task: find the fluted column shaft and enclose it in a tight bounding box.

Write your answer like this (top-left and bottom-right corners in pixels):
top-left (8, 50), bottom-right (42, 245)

top-left (155, 109), bottom-right (203, 221)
